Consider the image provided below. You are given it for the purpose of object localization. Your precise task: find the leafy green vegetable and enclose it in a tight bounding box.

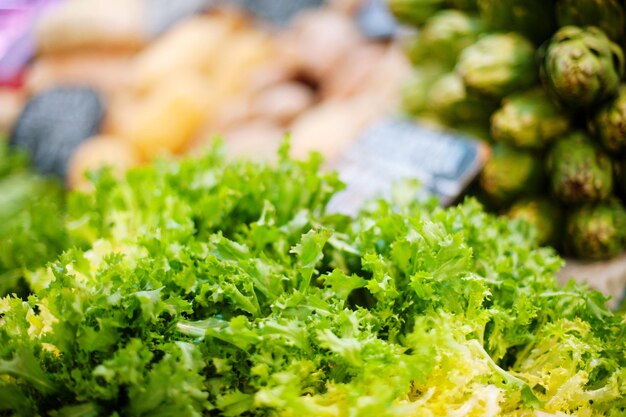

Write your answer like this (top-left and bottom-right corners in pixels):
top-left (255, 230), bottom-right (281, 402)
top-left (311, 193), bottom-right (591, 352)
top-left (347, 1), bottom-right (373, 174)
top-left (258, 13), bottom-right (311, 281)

top-left (1, 142), bottom-right (625, 416)
top-left (0, 142), bottom-right (67, 297)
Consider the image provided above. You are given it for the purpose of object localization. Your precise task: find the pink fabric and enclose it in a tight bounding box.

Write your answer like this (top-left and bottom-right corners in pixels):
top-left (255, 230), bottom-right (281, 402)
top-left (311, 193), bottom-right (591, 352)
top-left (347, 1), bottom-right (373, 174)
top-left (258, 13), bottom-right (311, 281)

top-left (0, 0), bottom-right (61, 86)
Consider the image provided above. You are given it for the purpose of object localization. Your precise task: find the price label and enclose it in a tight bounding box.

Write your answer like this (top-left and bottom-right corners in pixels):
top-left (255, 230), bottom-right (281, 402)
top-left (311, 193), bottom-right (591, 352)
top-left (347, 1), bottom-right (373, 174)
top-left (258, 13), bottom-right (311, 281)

top-left (327, 118), bottom-right (488, 215)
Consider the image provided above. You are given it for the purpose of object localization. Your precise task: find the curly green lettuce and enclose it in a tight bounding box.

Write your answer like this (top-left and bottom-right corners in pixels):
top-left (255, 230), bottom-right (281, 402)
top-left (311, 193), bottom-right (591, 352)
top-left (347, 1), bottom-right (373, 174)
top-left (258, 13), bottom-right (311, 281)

top-left (0, 142), bottom-right (624, 416)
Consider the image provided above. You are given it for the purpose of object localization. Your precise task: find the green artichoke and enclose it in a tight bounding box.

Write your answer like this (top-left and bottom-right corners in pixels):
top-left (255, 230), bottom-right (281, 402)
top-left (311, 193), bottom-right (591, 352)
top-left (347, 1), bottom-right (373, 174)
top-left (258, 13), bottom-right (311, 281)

top-left (541, 26), bottom-right (625, 108)
top-left (428, 72), bottom-right (497, 124)
top-left (456, 33), bottom-right (537, 99)
top-left (507, 197), bottom-right (563, 246)
top-left (547, 131), bottom-right (614, 203)
top-left (566, 199), bottom-right (626, 260)
top-left (491, 88), bottom-right (571, 149)
top-left (401, 66), bottom-right (448, 115)
top-left (406, 10), bottom-right (484, 68)
top-left (387, 0), bottom-right (446, 25)
top-left (479, 144), bottom-right (544, 206)
top-left (477, 0), bottom-right (556, 44)
top-left (589, 84), bottom-right (626, 153)
top-left (556, 0), bottom-right (625, 42)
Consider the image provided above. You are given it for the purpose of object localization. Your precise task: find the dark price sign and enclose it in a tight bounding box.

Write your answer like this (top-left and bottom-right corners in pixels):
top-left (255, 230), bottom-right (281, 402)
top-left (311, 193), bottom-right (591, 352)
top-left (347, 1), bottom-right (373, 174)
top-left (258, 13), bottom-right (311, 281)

top-left (327, 118), bottom-right (488, 215)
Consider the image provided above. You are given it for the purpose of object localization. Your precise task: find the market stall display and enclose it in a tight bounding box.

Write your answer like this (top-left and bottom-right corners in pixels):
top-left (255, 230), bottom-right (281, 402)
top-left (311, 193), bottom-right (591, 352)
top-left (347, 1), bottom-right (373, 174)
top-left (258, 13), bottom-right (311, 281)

top-left (394, 0), bottom-right (626, 261)
top-left (0, 1), bottom-right (626, 416)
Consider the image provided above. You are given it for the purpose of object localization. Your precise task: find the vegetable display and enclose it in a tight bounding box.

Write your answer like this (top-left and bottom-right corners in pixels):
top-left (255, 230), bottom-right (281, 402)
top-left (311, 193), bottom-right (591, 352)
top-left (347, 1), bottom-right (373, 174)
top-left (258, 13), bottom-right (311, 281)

top-left (1, 144), bottom-right (625, 416)
top-left (393, 0), bottom-right (626, 259)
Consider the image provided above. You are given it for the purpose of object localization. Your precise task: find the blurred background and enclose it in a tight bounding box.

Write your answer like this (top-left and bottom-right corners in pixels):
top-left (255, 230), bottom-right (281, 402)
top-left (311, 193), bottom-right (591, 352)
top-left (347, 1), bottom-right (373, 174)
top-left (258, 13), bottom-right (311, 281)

top-left (2, 0), bottom-right (626, 306)
top-left (0, 0), bottom-right (409, 189)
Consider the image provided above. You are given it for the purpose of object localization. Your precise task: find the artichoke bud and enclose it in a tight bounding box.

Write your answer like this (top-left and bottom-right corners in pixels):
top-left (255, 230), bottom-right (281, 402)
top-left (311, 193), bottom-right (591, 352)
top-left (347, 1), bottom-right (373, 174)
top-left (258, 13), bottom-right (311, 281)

top-left (429, 72), bottom-right (497, 124)
top-left (401, 66), bottom-right (448, 115)
top-left (557, 0), bottom-right (625, 43)
top-left (409, 10), bottom-right (484, 67)
top-left (547, 131), bottom-right (613, 203)
top-left (491, 88), bottom-right (570, 149)
top-left (566, 199), bottom-right (626, 260)
top-left (480, 144), bottom-right (544, 206)
top-left (456, 33), bottom-right (537, 100)
top-left (589, 84), bottom-right (626, 154)
top-left (541, 26), bottom-right (625, 108)
top-left (507, 197), bottom-right (563, 246)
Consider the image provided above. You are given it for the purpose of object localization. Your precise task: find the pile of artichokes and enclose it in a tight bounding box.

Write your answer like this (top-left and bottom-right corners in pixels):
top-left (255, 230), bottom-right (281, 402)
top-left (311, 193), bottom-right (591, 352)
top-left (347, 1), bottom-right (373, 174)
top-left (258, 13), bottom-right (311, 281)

top-left (392, 0), bottom-right (626, 260)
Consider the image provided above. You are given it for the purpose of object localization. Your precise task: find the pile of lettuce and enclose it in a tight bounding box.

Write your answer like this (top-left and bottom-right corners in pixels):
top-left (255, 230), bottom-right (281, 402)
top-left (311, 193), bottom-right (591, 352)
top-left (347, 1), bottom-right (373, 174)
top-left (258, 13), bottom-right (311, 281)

top-left (1, 143), bottom-right (625, 417)
top-left (0, 142), bottom-right (66, 297)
